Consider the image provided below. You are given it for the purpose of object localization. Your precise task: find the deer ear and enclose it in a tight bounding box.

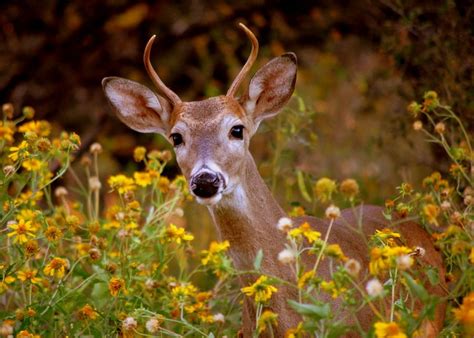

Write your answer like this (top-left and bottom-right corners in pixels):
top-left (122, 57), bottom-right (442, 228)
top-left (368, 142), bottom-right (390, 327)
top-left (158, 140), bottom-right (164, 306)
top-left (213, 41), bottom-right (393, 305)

top-left (242, 53), bottom-right (297, 126)
top-left (102, 77), bottom-right (172, 134)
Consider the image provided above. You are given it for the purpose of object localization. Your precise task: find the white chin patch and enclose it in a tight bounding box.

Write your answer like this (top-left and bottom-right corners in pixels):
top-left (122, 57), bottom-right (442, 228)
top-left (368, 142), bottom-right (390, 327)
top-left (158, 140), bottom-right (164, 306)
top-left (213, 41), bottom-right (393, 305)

top-left (195, 193), bottom-right (223, 206)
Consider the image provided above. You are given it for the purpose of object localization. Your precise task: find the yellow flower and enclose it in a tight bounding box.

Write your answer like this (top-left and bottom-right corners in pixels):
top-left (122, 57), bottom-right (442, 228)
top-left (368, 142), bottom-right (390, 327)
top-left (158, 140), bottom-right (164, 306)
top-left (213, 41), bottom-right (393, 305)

top-left (289, 222), bottom-right (321, 243)
top-left (133, 146), bottom-right (146, 162)
top-left (201, 240), bottom-right (230, 265)
top-left (0, 121), bottom-right (15, 143)
top-left (325, 244), bottom-right (347, 261)
top-left (108, 277), bottom-right (126, 297)
top-left (18, 120), bottom-right (51, 136)
top-left (171, 282), bottom-right (198, 301)
top-left (9, 140), bottom-right (29, 161)
top-left (16, 330), bottom-right (41, 338)
top-left (321, 280), bottom-right (346, 299)
top-left (285, 322), bottom-right (304, 338)
top-left (423, 203), bottom-right (440, 226)
top-left (340, 178), bottom-right (359, 199)
top-left (314, 177), bottom-right (337, 202)
top-left (369, 245), bottom-right (411, 275)
top-left (0, 275), bottom-right (16, 294)
top-left (134, 171), bottom-right (152, 187)
top-left (241, 275), bottom-right (278, 303)
top-left (77, 304), bottom-right (98, 320)
top-left (165, 223), bottom-right (194, 244)
top-left (17, 269), bottom-right (42, 285)
top-left (44, 226), bottom-right (63, 242)
top-left (257, 310), bottom-right (278, 334)
top-left (453, 292), bottom-right (474, 335)
top-left (22, 159), bottom-right (42, 171)
top-left (374, 321), bottom-right (407, 338)
top-left (298, 270), bottom-right (315, 289)
top-left (108, 174), bottom-right (136, 194)
top-left (470, 248), bottom-right (474, 264)
top-left (43, 257), bottom-right (68, 278)
top-left (374, 228), bottom-right (401, 241)
top-left (7, 219), bottom-right (37, 244)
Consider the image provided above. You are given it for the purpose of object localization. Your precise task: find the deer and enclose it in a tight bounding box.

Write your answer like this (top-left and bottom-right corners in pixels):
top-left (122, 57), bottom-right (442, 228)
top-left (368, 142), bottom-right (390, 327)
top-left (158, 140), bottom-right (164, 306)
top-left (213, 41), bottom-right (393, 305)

top-left (102, 24), bottom-right (446, 337)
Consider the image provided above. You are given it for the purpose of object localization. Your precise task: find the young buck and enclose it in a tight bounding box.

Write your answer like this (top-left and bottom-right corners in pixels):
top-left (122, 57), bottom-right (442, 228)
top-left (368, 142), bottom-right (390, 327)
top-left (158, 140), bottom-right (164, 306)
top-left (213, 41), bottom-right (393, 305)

top-left (102, 24), bottom-right (446, 337)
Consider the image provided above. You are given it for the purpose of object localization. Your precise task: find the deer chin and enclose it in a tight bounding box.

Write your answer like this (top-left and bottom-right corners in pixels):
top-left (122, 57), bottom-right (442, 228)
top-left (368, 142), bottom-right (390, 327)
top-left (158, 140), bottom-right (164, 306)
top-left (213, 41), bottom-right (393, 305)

top-left (195, 192), bottom-right (223, 206)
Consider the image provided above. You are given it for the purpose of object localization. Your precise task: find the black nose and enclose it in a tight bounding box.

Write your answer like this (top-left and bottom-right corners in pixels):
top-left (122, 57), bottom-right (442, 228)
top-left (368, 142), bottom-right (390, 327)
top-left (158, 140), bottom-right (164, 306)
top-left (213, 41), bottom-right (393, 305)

top-left (191, 172), bottom-right (220, 198)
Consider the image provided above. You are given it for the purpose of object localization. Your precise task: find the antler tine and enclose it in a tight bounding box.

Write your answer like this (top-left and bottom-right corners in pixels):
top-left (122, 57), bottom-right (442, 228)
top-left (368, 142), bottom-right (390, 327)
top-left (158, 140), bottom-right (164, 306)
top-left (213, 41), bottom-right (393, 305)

top-left (226, 23), bottom-right (259, 98)
top-left (144, 35), bottom-right (181, 105)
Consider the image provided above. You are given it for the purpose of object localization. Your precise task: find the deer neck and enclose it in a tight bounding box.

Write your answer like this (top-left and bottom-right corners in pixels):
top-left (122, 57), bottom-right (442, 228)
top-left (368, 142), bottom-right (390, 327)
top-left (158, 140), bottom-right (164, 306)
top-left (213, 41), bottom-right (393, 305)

top-left (208, 154), bottom-right (287, 271)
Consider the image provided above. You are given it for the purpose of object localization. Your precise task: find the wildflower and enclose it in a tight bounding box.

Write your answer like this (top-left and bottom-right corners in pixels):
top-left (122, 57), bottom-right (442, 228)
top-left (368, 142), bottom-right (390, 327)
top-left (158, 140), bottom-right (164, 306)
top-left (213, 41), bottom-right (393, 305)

top-left (171, 283), bottom-right (197, 301)
top-left (374, 321), bottom-right (407, 338)
top-left (16, 330), bottom-right (41, 338)
top-left (325, 244), bottom-right (347, 260)
top-left (277, 217), bottom-right (293, 232)
top-left (396, 255), bottom-right (413, 270)
top-left (43, 257), bottom-right (68, 278)
top-left (22, 106), bottom-right (35, 119)
top-left (146, 318), bottom-right (161, 333)
top-left (440, 201), bottom-right (451, 210)
top-left (89, 142), bottom-right (102, 154)
top-left (2, 103), bottom-right (14, 118)
top-left (44, 225), bottom-right (63, 242)
top-left (412, 120), bottom-right (423, 131)
top-left (344, 258), bottom-right (361, 277)
top-left (366, 278), bottom-right (384, 297)
top-left (24, 240), bottom-right (39, 257)
top-left (314, 177), bottom-right (337, 202)
top-left (54, 186), bottom-right (68, 198)
top-left (7, 219), bottom-right (37, 244)
top-left (0, 122), bottom-right (15, 143)
top-left (278, 248), bottom-right (296, 264)
top-left (434, 122), bottom-right (446, 134)
top-left (108, 174), bottom-right (136, 194)
top-left (321, 280), bottom-right (346, 299)
top-left (470, 248), bottom-right (474, 264)
top-left (18, 120), bottom-right (51, 137)
top-left (423, 203), bottom-right (440, 226)
top-left (9, 141), bottom-right (29, 161)
top-left (413, 246), bottom-right (426, 257)
top-left (134, 171), bottom-right (152, 187)
top-left (158, 176), bottom-right (170, 193)
top-left (0, 275), bottom-right (16, 294)
top-left (0, 320), bottom-right (14, 336)
top-left (3, 165), bottom-right (15, 176)
top-left (373, 228), bottom-right (401, 241)
top-left (122, 316), bottom-right (138, 332)
top-left (109, 277), bottom-right (126, 297)
top-left (453, 292), bottom-right (474, 335)
top-left (77, 304), bottom-right (98, 320)
top-left (201, 240), bottom-right (230, 265)
top-left (165, 223), bottom-right (194, 244)
top-left (241, 275), bottom-right (278, 303)
top-left (407, 101), bottom-right (421, 117)
top-left (286, 322), bottom-right (304, 338)
top-left (21, 158), bottom-right (42, 171)
top-left (340, 178), bottom-right (359, 199)
top-left (257, 310), bottom-right (278, 334)
top-left (423, 90), bottom-right (439, 111)
top-left (17, 269), bottom-right (42, 284)
top-left (289, 222), bottom-right (321, 243)
top-left (89, 176), bottom-right (101, 191)
top-left (212, 313), bottom-right (225, 323)
top-left (325, 204), bottom-right (341, 219)
top-left (133, 146), bottom-right (146, 162)
top-left (298, 270), bottom-right (315, 289)
top-left (289, 206), bottom-right (306, 217)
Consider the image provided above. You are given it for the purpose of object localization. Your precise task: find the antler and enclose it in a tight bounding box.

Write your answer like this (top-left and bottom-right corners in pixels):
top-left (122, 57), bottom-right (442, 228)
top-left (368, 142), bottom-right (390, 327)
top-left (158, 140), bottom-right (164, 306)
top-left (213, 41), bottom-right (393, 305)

top-left (144, 35), bottom-right (182, 105)
top-left (226, 23), bottom-right (259, 98)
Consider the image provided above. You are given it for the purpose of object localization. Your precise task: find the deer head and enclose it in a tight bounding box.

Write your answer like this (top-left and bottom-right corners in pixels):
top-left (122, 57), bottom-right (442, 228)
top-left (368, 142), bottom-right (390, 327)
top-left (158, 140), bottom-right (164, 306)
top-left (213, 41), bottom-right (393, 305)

top-left (102, 24), bottom-right (297, 206)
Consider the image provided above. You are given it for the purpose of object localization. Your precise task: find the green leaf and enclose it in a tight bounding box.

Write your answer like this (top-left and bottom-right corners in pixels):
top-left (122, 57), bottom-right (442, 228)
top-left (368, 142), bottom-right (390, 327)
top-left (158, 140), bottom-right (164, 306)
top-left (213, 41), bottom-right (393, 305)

top-left (402, 272), bottom-right (429, 302)
top-left (425, 266), bottom-right (440, 286)
top-left (254, 249), bottom-right (263, 271)
top-left (287, 300), bottom-right (330, 320)
top-left (296, 170), bottom-right (312, 202)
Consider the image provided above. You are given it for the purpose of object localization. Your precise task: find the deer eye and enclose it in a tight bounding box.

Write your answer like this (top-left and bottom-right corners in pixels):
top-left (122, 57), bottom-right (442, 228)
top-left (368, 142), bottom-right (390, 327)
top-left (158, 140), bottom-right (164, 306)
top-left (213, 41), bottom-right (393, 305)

top-left (229, 125), bottom-right (244, 140)
top-left (170, 133), bottom-right (183, 147)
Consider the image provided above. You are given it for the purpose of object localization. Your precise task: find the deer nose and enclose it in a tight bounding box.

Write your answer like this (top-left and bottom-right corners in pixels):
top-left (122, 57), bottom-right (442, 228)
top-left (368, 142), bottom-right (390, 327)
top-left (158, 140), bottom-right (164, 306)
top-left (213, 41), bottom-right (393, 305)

top-left (191, 172), bottom-right (221, 198)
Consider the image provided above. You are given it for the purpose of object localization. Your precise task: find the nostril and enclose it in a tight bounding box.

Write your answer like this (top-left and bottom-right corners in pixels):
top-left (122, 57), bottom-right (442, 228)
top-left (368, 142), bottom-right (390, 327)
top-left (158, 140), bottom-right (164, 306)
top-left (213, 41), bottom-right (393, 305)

top-left (191, 172), bottom-right (221, 198)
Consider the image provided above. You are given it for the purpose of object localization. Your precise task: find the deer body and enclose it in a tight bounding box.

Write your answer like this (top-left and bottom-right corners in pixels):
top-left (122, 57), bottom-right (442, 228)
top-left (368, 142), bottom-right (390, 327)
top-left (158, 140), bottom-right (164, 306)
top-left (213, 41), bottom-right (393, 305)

top-left (102, 24), bottom-right (446, 337)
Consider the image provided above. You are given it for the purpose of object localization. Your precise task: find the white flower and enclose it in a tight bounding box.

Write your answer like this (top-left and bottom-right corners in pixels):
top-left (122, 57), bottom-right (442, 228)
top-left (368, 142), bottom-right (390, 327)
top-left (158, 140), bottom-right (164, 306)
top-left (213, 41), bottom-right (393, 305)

top-left (278, 248), bottom-right (296, 264)
top-left (325, 205), bottom-right (341, 219)
top-left (145, 318), bottom-right (160, 333)
top-left (212, 313), bottom-right (225, 323)
top-left (89, 176), bottom-right (102, 191)
top-left (440, 201), bottom-right (451, 210)
top-left (277, 217), bottom-right (293, 232)
top-left (344, 258), bottom-right (361, 277)
top-left (413, 120), bottom-right (423, 131)
top-left (413, 246), bottom-right (426, 257)
top-left (366, 278), bottom-right (383, 297)
top-left (122, 317), bottom-right (138, 331)
top-left (396, 254), bottom-right (413, 270)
